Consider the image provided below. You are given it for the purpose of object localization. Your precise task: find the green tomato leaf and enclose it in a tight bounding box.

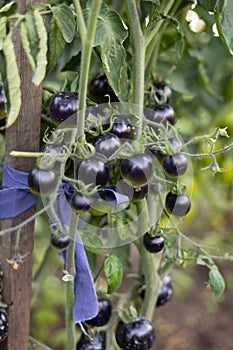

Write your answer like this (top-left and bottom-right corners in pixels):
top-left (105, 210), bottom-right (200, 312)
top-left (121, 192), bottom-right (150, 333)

top-left (0, 16), bottom-right (7, 50)
top-left (208, 265), bottom-right (225, 297)
top-left (104, 255), bottom-right (123, 294)
top-left (20, 22), bottom-right (36, 71)
top-left (47, 16), bottom-right (66, 73)
top-left (79, 230), bottom-right (103, 254)
top-left (196, 254), bottom-right (213, 267)
top-left (52, 4), bottom-right (76, 44)
top-left (197, 63), bottom-right (222, 100)
top-left (0, 1), bottom-right (17, 15)
top-left (116, 218), bottom-right (130, 241)
top-left (2, 34), bottom-right (21, 128)
top-left (93, 5), bottom-right (128, 101)
top-left (24, 11), bottom-right (39, 62)
top-left (32, 9), bottom-right (47, 85)
top-left (215, 0), bottom-right (233, 55)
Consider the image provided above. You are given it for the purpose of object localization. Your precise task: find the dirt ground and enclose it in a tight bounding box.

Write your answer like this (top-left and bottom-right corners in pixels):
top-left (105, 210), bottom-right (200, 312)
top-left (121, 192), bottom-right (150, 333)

top-left (152, 264), bottom-right (233, 350)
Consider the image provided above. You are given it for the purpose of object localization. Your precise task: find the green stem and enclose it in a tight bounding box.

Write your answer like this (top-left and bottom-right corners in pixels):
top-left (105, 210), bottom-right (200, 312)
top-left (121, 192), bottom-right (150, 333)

top-left (65, 213), bottom-right (79, 350)
top-left (10, 151), bottom-right (45, 157)
top-left (135, 202), bottom-right (160, 320)
top-left (73, 0), bottom-right (87, 41)
top-left (28, 336), bottom-right (53, 350)
top-left (74, 0), bottom-right (103, 141)
top-left (145, 0), bottom-right (176, 48)
top-left (0, 203), bottom-right (51, 236)
top-left (126, 0), bottom-right (145, 138)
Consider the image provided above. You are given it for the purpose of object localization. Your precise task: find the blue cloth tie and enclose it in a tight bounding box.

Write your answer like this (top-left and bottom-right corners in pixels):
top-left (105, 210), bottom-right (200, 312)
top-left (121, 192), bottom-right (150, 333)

top-left (0, 162), bottom-right (129, 323)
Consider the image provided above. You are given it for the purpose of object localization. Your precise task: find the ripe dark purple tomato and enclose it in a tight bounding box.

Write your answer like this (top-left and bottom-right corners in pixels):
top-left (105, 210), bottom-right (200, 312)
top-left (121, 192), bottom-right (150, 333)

top-left (165, 191), bottom-right (191, 217)
top-left (0, 308), bottom-right (8, 342)
top-left (162, 153), bottom-right (188, 177)
top-left (143, 233), bottom-right (165, 253)
top-left (28, 167), bottom-right (58, 196)
top-left (88, 72), bottom-right (118, 104)
top-left (107, 116), bottom-right (132, 141)
top-left (76, 331), bottom-right (106, 350)
top-left (76, 155), bottom-right (110, 188)
top-left (148, 137), bottom-right (182, 163)
top-left (86, 298), bottom-right (112, 327)
top-left (147, 104), bottom-right (175, 127)
top-left (51, 232), bottom-right (71, 250)
top-left (120, 154), bottom-right (153, 186)
top-left (70, 193), bottom-right (92, 214)
top-left (94, 133), bottom-right (121, 158)
top-left (49, 91), bottom-right (78, 123)
top-left (156, 275), bottom-right (173, 307)
top-left (115, 316), bottom-right (156, 350)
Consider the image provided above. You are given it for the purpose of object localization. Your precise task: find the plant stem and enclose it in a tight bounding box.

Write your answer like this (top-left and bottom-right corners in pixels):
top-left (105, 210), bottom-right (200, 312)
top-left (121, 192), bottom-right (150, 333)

top-left (126, 0), bottom-right (145, 138)
top-left (73, 0), bottom-right (87, 41)
top-left (135, 201), bottom-right (160, 320)
top-left (65, 213), bottom-right (79, 350)
top-left (10, 151), bottom-right (45, 157)
top-left (0, 203), bottom-right (51, 236)
top-left (74, 0), bottom-right (103, 141)
top-left (28, 336), bottom-right (54, 350)
top-left (65, 2), bottom-right (103, 347)
top-left (145, 0), bottom-right (176, 48)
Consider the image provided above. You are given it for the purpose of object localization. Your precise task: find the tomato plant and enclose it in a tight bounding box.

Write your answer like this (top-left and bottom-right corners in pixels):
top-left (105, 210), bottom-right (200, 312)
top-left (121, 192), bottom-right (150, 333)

top-left (0, 1), bottom-right (233, 350)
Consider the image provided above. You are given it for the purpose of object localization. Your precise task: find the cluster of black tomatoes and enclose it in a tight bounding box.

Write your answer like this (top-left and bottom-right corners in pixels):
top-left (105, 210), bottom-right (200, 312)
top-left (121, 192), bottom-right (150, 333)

top-left (76, 297), bottom-right (156, 350)
top-left (76, 274), bottom-right (173, 349)
top-left (26, 73), bottom-right (191, 350)
top-left (28, 73), bottom-right (191, 250)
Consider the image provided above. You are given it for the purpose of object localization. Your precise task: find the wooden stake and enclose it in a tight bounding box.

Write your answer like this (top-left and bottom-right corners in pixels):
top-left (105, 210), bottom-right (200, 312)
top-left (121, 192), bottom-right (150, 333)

top-left (0, 1), bottom-right (43, 349)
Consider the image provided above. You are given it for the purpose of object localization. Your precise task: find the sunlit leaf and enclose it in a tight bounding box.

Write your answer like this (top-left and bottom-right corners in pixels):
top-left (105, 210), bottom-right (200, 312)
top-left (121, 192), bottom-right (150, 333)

top-left (20, 22), bottom-right (36, 71)
top-left (2, 34), bottom-right (21, 128)
top-left (0, 1), bottom-right (17, 15)
top-left (0, 16), bottom-right (7, 50)
top-left (25, 11), bottom-right (39, 61)
top-left (32, 9), bottom-right (47, 85)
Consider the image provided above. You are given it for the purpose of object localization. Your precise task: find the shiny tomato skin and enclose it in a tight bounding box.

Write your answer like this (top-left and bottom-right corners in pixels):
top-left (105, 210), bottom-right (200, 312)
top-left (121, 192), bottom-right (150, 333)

top-left (165, 191), bottom-right (191, 217)
top-left (162, 153), bottom-right (188, 177)
top-left (115, 316), bottom-right (156, 350)
top-left (120, 154), bottom-right (153, 186)
top-left (88, 72), bottom-right (118, 104)
top-left (28, 167), bottom-right (58, 196)
top-left (76, 155), bottom-right (110, 188)
top-left (49, 91), bottom-right (78, 123)
top-left (70, 193), bottom-right (92, 214)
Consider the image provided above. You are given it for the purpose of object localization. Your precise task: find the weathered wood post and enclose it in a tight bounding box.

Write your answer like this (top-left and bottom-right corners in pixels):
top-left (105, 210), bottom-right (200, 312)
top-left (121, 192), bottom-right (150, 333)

top-left (0, 1), bottom-right (43, 349)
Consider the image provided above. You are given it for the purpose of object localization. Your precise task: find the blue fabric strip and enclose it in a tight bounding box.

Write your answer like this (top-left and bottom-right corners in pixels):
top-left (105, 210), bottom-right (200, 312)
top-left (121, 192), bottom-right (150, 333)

top-left (0, 162), bottom-right (98, 323)
top-left (0, 162), bottom-right (129, 323)
top-left (0, 162), bottom-right (38, 219)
